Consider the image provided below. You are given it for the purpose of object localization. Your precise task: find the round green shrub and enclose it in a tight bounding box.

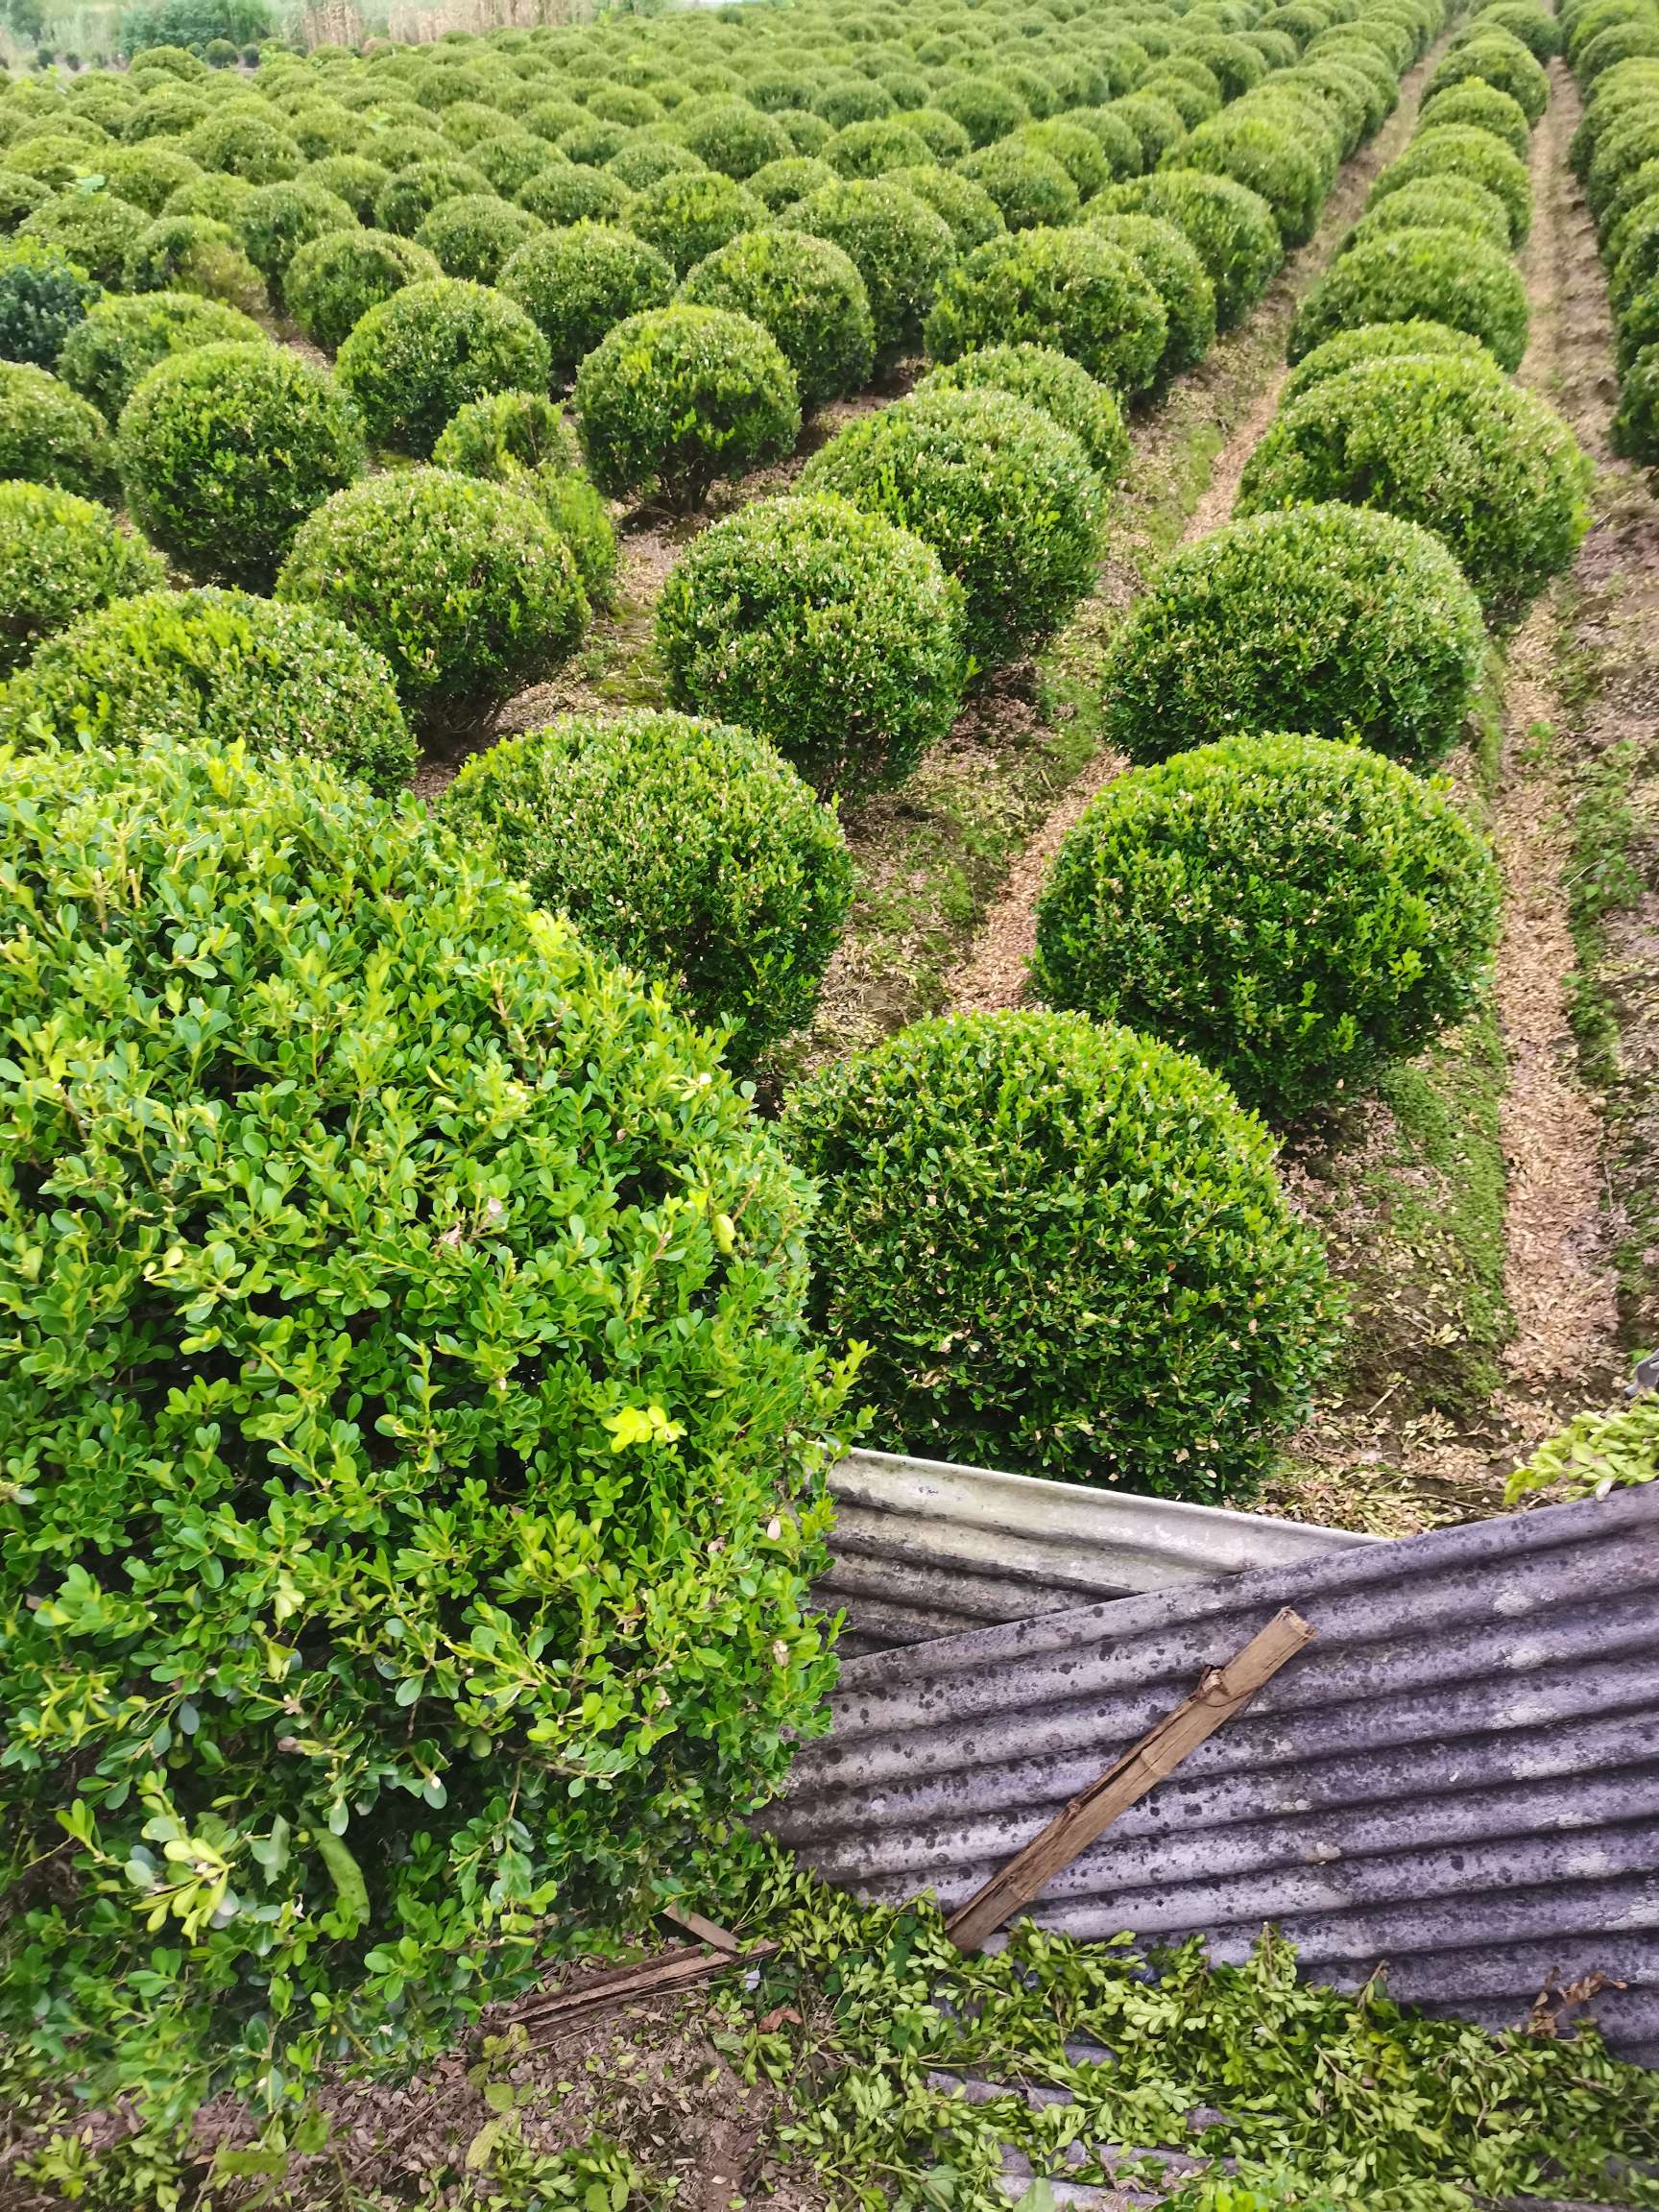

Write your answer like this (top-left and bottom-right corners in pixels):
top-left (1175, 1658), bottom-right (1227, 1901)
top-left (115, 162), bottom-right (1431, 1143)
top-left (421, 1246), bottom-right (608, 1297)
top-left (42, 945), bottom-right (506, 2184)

top-left (1174, 107), bottom-right (1326, 245)
top-left (277, 468), bottom-right (588, 724)
top-left (679, 227), bottom-right (873, 409)
top-left (1611, 201), bottom-right (1659, 316)
top-left (784, 177), bottom-right (955, 365)
top-left (432, 389), bottom-right (616, 608)
top-left (473, 129), bottom-right (559, 202)
top-left (626, 167), bottom-right (763, 277)
top-left (824, 116), bottom-right (935, 179)
top-left (924, 223), bottom-right (1166, 395)
top-left (1614, 271), bottom-right (1659, 370)
top-left (1470, 1), bottom-right (1560, 61)
top-left (675, 94), bottom-right (793, 180)
top-left (0, 479), bottom-right (162, 676)
top-left (55, 288), bottom-right (265, 420)
top-left (1426, 29), bottom-right (1550, 124)
top-left (1020, 117), bottom-right (1115, 201)
top-left (180, 106), bottom-right (301, 181)
top-left (302, 152), bottom-right (393, 222)
top-left (0, 360), bottom-right (115, 501)
top-left (516, 160), bottom-right (633, 230)
top-left (122, 212), bottom-right (265, 312)
top-left (335, 277), bottom-right (549, 458)
top-left (1290, 227), bottom-right (1529, 371)
top-left (16, 186), bottom-right (147, 285)
top-left (1033, 733), bottom-right (1502, 1122)
top-left (1342, 173), bottom-right (1515, 253)
top-left (1368, 125), bottom-right (1530, 244)
top-left (937, 76), bottom-right (1032, 149)
top-left (1085, 208), bottom-right (1217, 376)
top-left (782, 1006), bottom-right (1340, 1497)
top-left (607, 136), bottom-right (708, 194)
top-left (746, 153), bottom-right (836, 211)
top-left (0, 584), bottom-right (416, 792)
top-left (1280, 314), bottom-right (1497, 405)
top-left (1100, 503), bottom-right (1486, 770)
top-left (283, 226), bottom-right (438, 352)
top-left (1612, 339), bottom-right (1659, 462)
top-left (1093, 169), bottom-right (1284, 326)
top-left (118, 341), bottom-right (363, 589)
top-left (439, 709), bottom-right (852, 1065)
top-left (656, 492), bottom-right (966, 798)
top-left (0, 235), bottom-right (97, 367)
top-left (798, 385), bottom-right (1100, 669)
top-left (914, 340), bottom-right (1129, 480)
top-left (234, 177), bottom-right (356, 299)
top-left (0, 731), bottom-right (843, 2106)
top-left (1237, 356), bottom-right (1591, 622)
top-left (415, 190), bottom-right (541, 284)
top-left (559, 120), bottom-right (632, 172)
top-left (500, 221), bottom-right (674, 384)
top-left (886, 161), bottom-right (1006, 252)
top-left (374, 152), bottom-right (489, 235)
top-left (1587, 108), bottom-right (1659, 225)
top-left (1110, 89), bottom-right (1191, 169)
top-left (574, 302), bottom-right (798, 510)
top-left (956, 137), bottom-right (1081, 230)
top-left (1416, 73), bottom-right (1532, 157)
top-left (161, 168), bottom-right (256, 226)
top-left (0, 170), bottom-right (55, 232)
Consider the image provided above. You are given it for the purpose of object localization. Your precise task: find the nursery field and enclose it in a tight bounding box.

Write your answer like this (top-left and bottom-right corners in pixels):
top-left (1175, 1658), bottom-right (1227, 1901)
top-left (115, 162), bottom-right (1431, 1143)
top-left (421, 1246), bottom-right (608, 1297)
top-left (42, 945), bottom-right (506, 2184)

top-left (3, 0), bottom-right (1659, 2201)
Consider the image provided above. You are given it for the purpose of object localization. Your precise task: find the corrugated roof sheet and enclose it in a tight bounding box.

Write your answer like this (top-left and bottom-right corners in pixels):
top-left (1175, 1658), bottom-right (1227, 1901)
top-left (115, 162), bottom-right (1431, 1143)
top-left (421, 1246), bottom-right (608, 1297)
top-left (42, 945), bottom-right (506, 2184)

top-left (773, 1483), bottom-right (1659, 2066)
top-left (821, 1449), bottom-right (1373, 1655)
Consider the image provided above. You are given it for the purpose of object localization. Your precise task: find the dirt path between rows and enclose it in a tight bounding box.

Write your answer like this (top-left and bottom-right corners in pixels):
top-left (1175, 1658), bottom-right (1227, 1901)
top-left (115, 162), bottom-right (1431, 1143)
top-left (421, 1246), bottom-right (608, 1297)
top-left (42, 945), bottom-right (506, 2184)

top-left (942, 42), bottom-right (1447, 1019)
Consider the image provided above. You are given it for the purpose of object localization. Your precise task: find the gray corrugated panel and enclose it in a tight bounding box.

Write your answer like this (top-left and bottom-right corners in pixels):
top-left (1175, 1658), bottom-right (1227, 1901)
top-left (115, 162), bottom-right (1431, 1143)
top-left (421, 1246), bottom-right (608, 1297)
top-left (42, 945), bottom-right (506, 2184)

top-left (821, 1448), bottom-right (1374, 1653)
top-left (773, 1484), bottom-right (1659, 2063)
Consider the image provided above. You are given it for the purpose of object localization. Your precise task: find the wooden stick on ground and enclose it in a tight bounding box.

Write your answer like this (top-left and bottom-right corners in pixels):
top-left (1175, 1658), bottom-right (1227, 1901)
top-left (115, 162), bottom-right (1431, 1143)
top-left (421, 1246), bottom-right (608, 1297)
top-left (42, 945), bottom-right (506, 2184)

top-left (945, 1607), bottom-right (1316, 1955)
top-left (515, 1923), bottom-right (776, 2034)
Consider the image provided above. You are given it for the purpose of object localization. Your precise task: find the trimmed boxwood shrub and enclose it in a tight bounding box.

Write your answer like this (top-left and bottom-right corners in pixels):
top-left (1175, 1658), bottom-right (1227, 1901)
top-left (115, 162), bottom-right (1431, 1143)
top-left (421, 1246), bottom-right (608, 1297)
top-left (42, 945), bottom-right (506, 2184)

top-left (516, 159), bottom-right (632, 229)
top-left (1021, 118), bottom-right (1114, 201)
top-left (924, 224), bottom-right (1166, 395)
top-left (1611, 201), bottom-right (1659, 315)
top-left (0, 361), bottom-right (116, 501)
top-left (1174, 108), bottom-right (1327, 246)
top-left (626, 167), bottom-right (763, 277)
top-left (886, 162), bottom-right (1006, 252)
top-left (1280, 314), bottom-right (1498, 404)
top-left (679, 228), bottom-right (873, 409)
top-left (60, 292), bottom-right (265, 423)
top-left (1368, 125), bottom-right (1530, 245)
top-left (608, 137), bottom-right (709, 194)
top-left (439, 709), bottom-right (852, 1064)
top-left (1615, 272), bottom-right (1659, 370)
top-left (1290, 227), bottom-right (1529, 371)
top-left (1426, 30), bottom-right (1550, 125)
top-left (0, 732), bottom-right (845, 2108)
top-left (784, 177), bottom-right (955, 365)
top-left (675, 95), bottom-right (794, 180)
top-left (1612, 339), bottom-right (1659, 462)
top-left (798, 386), bottom-right (1100, 669)
top-left (1093, 170), bottom-right (1284, 326)
top-left (1416, 74), bottom-right (1532, 157)
top-left (473, 129), bottom-right (559, 203)
top-left (500, 221), bottom-right (674, 384)
top-left (432, 389), bottom-right (616, 608)
top-left (118, 342), bottom-right (363, 589)
top-left (957, 138), bottom-right (1081, 230)
top-left (782, 1006), bottom-right (1341, 1498)
top-left (415, 191), bottom-right (541, 284)
top-left (234, 178), bottom-right (357, 302)
top-left (123, 212), bottom-right (265, 313)
top-left (574, 303), bottom-right (798, 510)
top-left (1587, 109), bottom-right (1659, 225)
top-left (181, 107), bottom-right (301, 182)
top-left (656, 493), bottom-right (966, 798)
top-left (937, 77), bottom-right (1032, 150)
top-left (1032, 733), bottom-right (1502, 1123)
top-left (1111, 89), bottom-right (1191, 169)
top-left (0, 237), bottom-right (97, 367)
top-left (1085, 208), bottom-right (1216, 377)
top-left (278, 469), bottom-right (588, 724)
top-left (336, 278), bottom-right (549, 458)
top-left (303, 153), bottom-right (392, 222)
top-left (0, 171), bottom-right (54, 231)
top-left (374, 153), bottom-right (490, 236)
top-left (1100, 504), bottom-right (1486, 770)
top-left (284, 227), bottom-right (439, 352)
top-left (1237, 357), bottom-right (1591, 622)
top-left (824, 117), bottom-right (935, 179)
top-left (0, 584), bottom-right (417, 792)
top-left (747, 153), bottom-right (837, 211)
top-left (161, 170), bottom-right (257, 228)
top-left (0, 480), bottom-right (162, 676)
top-left (914, 341), bottom-right (1129, 480)
top-left (16, 188), bottom-right (148, 287)
top-left (1342, 174), bottom-right (1515, 253)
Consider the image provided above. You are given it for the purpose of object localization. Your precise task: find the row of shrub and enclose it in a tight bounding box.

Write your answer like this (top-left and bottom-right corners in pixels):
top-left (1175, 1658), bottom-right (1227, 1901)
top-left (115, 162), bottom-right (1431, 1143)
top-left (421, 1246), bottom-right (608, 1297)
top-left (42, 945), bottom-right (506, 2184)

top-left (1562, 0), bottom-right (1659, 459)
